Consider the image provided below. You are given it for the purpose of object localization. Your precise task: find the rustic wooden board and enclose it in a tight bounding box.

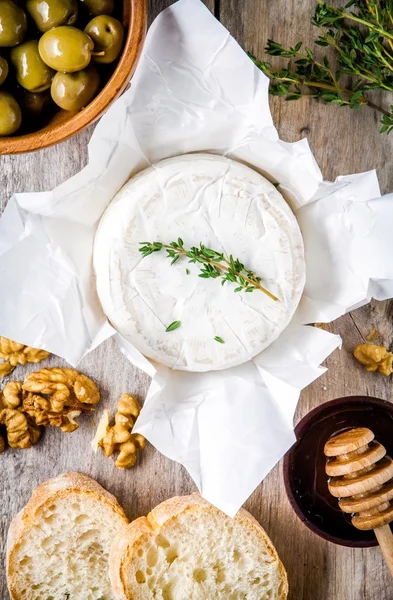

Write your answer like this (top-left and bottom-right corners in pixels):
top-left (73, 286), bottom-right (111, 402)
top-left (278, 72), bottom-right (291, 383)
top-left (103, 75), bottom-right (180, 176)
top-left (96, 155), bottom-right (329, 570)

top-left (1, 1), bottom-right (393, 599)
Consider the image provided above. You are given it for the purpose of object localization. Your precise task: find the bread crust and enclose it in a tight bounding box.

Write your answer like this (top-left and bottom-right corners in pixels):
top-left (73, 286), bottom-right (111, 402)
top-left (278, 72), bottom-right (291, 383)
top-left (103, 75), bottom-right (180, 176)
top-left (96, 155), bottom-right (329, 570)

top-left (110, 517), bottom-right (155, 600)
top-left (7, 472), bottom-right (129, 600)
top-left (109, 493), bottom-right (288, 600)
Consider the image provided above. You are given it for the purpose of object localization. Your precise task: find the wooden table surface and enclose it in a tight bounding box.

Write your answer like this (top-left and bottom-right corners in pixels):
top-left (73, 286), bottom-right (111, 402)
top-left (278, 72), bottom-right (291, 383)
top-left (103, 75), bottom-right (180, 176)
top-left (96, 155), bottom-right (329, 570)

top-left (1, 1), bottom-right (393, 598)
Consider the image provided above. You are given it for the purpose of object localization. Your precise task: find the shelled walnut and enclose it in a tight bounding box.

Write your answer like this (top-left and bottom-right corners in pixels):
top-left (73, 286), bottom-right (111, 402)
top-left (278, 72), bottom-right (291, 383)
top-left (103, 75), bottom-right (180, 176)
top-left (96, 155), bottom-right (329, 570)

top-left (22, 394), bottom-right (85, 433)
top-left (0, 367), bottom-right (100, 452)
top-left (23, 367), bottom-right (100, 408)
top-left (0, 384), bottom-right (43, 449)
top-left (0, 337), bottom-right (50, 378)
top-left (0, 408), bottom-right (41, 449)
top-left (354, 344), bottom-right (393, 376)
top-left (2, 381), bottom-right (25, 409)
top-left (92, 393), bottom-right (146, 469)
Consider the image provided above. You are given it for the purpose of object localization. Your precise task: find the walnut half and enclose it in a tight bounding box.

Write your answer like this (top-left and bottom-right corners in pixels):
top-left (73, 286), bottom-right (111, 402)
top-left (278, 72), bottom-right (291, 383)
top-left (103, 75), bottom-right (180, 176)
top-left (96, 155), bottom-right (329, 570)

top-left (22, 394), bottom-right (82, 433)
top-left (23, 368), bottom-right (100, 412)
top-left (0, 408), bottom-right (41, 449)
top-left (2, 382), bottom-right (24, 409)
top-left (354, 344), bottom-right (393, 377)
top-left (0, 337), bottom-right (50, 378)
top-left (92, 393), bottom-right (146, 469)
top-left (0, 367), bottom-right (101, 451)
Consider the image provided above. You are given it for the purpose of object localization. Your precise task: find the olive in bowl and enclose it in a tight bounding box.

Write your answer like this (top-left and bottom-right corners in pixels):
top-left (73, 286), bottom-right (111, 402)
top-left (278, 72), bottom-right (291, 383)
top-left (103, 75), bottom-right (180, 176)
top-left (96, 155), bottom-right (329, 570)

top-left (84, 15), bottom-right (124, 64)
top-left (51, 64), bottom-right (100, 110)
top-left (26, 0), bottom-right (78, 33)
top-left (11, 40), bottom-right (55, 91)
top-left (0, 91), bottom-right (22, 135)
top-left (79, 0), bottom-right (114, 16)
top-left (39, 26), bottom-right (94, 72)
top-left (0, 0), bottom-right (27, 47)
top-left (0, 56), bottom-right (9, 84)
top-left (0, 0), bottom-right (147, 153)
top-left (17, 89), bottom-right (52, 119)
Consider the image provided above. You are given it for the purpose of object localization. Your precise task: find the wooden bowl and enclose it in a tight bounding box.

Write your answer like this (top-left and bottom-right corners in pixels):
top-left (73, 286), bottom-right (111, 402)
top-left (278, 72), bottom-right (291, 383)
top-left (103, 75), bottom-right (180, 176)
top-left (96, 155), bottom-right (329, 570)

top-left (0, 0), bottom-right (147, 155)
top-left (283, 396), bottom-right (393, 547)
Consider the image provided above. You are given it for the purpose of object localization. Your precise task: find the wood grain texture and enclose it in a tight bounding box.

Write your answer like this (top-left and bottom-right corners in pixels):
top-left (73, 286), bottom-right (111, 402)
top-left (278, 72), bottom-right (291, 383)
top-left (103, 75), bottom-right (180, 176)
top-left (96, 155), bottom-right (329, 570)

top-left (1, 1), bottom-right (393, 599)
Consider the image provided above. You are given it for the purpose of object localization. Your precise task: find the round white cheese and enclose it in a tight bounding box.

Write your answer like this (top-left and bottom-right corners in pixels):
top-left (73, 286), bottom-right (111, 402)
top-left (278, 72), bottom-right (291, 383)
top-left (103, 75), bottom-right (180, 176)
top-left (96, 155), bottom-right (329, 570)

top-left (94, 154), bottom-right (305, 372)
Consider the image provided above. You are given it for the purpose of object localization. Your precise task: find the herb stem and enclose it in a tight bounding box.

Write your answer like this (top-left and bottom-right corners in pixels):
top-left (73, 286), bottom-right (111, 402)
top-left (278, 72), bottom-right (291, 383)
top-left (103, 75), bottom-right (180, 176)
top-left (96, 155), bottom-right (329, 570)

top-left (319, 1), bottom-right (393, 41)
top-left (267, 67), bottom-right (390, 115)
top-left (372, 44), bottom-right (393, 75)
top-left (379, 43), bottom-right (393, 65)
top-left (388, 6), bottom-right (393, 27)
top-left (265, 68), bottom-right (364, 102)
top-left (139, 240), bottom-right (279, 301)
top-left (255, 1), bottom-right (393, 135)
top-left (365, 99), bottom-right (391, 117)
top-left (205, 257), bottom-right (278, 301)
top-left (159, 244), bottom-right (278, 301)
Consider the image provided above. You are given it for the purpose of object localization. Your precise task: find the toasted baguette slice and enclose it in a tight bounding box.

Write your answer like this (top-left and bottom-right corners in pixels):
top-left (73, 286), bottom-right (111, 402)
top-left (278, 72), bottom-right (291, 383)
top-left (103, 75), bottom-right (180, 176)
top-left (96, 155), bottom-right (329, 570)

top-left (109, 494), bottom-right (288, 600)
top-left (7, 472), bottom-right (129, 600)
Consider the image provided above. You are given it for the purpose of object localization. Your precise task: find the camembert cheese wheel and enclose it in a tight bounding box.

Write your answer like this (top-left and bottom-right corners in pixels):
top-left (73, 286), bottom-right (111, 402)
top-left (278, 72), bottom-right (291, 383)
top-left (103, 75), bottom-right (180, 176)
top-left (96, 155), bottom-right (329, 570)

top-left (94, 154), bottom-right (305, 372)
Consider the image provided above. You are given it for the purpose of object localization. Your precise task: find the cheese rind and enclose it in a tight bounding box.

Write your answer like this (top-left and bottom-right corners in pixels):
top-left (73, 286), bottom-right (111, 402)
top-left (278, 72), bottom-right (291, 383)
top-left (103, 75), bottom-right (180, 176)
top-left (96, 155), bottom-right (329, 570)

top-left (93, 154), bottom-right (305, 372)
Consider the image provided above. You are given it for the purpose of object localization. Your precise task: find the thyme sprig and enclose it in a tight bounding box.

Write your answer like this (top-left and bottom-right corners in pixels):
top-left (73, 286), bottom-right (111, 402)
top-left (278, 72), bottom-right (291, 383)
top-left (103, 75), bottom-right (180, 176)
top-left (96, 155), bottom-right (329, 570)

top-left (251, 0), bottom-right (393, 134)
top-left (139, 239), bottom-right (278, 302)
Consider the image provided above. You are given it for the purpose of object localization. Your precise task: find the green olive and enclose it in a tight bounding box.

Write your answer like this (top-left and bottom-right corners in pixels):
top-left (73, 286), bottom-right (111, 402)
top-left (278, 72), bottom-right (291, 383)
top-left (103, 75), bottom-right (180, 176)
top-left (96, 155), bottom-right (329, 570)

top-left (39, 26), bottom-right (94, 72)
top-left (18, 89), bottom-right (51, 118)
top-left (0, 56), bottom-right (9, 85)
top-left (0, 91), bottom-right (21, 135)
top-left (50, 64), bottom-right (99, 110)
top-left (84, 15), bottom-right (124, 64)
top-left (26, 0), bottom-right (78, 33)
top-left (80, 0), bottom-right (113, 16)
top-left (11, 40), bottom-right (54, 92)
top-left (0, 0), bottom-right (27, 47)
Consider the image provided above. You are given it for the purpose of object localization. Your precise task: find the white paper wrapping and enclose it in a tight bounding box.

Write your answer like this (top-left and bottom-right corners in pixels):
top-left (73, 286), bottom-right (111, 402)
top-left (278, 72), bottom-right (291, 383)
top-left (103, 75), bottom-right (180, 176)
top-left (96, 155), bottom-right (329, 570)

top-left (1, 0), bottom-right (392, 516)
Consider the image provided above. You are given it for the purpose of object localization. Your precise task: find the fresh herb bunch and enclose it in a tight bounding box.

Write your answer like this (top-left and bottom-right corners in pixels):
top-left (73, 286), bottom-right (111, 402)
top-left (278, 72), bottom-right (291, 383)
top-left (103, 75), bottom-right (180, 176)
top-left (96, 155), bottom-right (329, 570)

top-left (139, 239), bottom-right (278, 301)
top-left (251, 0), bottom-right (393, 134)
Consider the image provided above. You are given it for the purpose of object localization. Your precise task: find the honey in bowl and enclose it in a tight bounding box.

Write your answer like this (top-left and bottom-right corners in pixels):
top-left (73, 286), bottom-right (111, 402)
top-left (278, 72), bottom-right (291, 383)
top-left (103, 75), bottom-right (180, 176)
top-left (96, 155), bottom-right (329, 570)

top-left (283, 396), bottom-right (393, 547)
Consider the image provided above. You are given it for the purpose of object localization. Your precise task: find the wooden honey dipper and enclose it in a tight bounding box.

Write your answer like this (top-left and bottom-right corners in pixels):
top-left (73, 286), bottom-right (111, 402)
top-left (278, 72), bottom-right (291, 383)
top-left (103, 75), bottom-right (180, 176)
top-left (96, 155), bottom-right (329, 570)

top-left (324, 427), bottom-right (393, 576)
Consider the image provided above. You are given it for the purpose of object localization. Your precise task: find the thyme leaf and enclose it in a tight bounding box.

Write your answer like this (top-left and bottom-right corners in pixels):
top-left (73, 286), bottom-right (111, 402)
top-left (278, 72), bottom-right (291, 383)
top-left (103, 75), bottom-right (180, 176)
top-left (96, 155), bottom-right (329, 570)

top-left (165, 321), bottom-right (181, 332)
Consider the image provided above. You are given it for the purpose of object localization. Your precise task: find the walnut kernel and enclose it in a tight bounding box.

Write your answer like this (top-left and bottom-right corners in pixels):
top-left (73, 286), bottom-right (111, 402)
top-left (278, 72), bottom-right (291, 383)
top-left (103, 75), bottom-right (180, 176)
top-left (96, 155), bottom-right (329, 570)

top-left (23, 368), bottom-right (100, 410)
top-left (0, 363), bottom-right (14, 377)
top-left (22, 394), bottom-right (82, 432)
top-left (2, 381), bottom-right (24, 408)
top-left (0, 408), bottom-right (41, 449)
top-left (0, 367), bottom-right (100, 450)
top-left (354, 344), bottom-right (393, 377)
top-left (92, 393), bottom-right (145, 469)
top-left (0, 337), bottom-right (50, 377)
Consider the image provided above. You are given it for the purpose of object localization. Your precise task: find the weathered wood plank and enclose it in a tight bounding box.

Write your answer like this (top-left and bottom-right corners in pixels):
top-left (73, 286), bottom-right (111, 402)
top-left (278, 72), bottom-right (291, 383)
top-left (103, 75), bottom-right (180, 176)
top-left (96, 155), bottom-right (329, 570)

top-left (0, 4), bottom-right (213, 597)
top-left (1, 1), bottom-right (393, 599)
top-left (220, 2), bottom-right (393, 599)
top-left (221, 0), bottom-right (393, 194)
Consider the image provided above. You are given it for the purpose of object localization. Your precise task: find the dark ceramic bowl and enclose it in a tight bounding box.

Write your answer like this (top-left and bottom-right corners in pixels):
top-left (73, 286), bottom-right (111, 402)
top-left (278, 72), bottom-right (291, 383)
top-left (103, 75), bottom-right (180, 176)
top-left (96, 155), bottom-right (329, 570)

top-left (283, 396), bottom-right (393, 547)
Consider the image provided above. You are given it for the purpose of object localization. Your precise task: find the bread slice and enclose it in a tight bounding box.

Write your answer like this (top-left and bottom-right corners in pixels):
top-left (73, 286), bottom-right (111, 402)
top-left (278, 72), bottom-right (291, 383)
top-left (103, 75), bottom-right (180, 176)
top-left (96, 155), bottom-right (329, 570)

top-left (109, 494), bottom-right (288, 600)
top-left (7, 472), bottom-right (129, 600)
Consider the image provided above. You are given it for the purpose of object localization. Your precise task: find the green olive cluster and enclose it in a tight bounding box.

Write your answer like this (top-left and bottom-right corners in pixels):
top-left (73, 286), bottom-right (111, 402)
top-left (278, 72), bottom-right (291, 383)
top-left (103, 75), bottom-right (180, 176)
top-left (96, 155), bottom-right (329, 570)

top-left (0, 0), bottom-right (125, 136)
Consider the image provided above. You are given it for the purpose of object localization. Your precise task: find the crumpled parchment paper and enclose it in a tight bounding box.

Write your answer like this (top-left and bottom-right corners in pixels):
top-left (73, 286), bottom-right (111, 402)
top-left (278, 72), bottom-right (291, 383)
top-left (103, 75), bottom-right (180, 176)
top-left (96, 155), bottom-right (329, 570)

top-left (1, 0), bottom-right (392, 515)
